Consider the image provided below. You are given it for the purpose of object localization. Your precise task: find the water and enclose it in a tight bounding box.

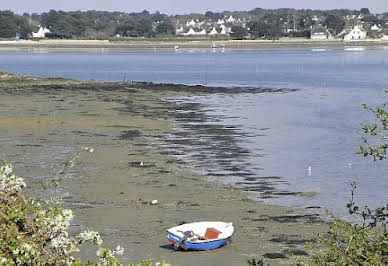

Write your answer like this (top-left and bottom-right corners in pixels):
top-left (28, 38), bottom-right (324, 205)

top-left (1, 47), bottom-right (387, 215)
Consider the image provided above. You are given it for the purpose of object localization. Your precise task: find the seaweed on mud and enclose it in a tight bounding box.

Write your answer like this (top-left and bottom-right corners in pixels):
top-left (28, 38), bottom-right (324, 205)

top-left (262, 252), bottom-right (286, 259)
top-left (270, 234), bottom-right (315, 245)
top-left (71, 131), bottom-right (109, 137)
top-left (118, 130), bottom-right (141, 140)
top-left (252, 214), bottom-right (323, 224)
top-left (176, 200), bottom-right (200, 207)
top-left (15, 144), bottom-right (43, 147)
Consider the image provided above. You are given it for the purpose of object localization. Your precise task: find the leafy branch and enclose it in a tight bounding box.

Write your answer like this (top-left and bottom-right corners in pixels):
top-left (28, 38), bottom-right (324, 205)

top-left (359, 89), bottom-right (388, 161)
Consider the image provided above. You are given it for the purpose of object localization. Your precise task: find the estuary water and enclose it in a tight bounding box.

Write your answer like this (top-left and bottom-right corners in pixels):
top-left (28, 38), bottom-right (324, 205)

top-left (1, 47), bottom-right (387, 215)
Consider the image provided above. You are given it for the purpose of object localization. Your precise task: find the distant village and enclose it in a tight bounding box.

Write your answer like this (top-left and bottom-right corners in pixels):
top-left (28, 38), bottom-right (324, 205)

top-left (1, 8), bottom-right (388, 42)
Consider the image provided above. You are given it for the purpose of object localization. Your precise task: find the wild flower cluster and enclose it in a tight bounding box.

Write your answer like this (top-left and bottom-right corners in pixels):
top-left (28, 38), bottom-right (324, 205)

top-left (0, 161), bottom-right (26, 192)
top-left (0, 161), bottom-right (170, 266)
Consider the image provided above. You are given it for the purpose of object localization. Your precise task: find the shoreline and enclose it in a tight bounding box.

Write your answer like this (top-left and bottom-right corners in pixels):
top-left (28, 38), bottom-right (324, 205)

top-left (1, 38), bottom-right (388, 50)
top-left (0, 71), bottom-right (328, 265)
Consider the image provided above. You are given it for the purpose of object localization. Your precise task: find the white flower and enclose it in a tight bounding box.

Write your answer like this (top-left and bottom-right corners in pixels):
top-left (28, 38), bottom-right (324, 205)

top-left (113, 245), bottom-right (124, 256)
top-left (0, 162), bottom-right (26, 193)
top-left (78, 230), bottom-right (103, 246)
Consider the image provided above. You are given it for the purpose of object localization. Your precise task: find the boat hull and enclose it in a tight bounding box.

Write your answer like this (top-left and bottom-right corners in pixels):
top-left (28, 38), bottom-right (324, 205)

top-left (166, 232), bottom-right (229, 251)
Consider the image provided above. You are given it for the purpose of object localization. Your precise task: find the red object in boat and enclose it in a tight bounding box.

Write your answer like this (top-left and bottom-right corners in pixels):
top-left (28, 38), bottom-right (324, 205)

top-left (205, 228), bottom-right (221, 239)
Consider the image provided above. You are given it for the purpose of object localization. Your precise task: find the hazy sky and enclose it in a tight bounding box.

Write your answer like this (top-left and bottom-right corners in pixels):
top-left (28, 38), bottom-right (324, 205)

top-left (2, 0), bottom-right (388, 15)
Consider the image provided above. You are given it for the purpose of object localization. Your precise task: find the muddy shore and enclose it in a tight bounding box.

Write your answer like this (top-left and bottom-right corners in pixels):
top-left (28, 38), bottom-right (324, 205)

top-left (0, 72), bottom-right (328, 265)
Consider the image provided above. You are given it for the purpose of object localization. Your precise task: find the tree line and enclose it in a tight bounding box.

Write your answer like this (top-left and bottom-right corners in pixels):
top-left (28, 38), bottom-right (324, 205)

top-left (0, 8), bottom-right (387, 40)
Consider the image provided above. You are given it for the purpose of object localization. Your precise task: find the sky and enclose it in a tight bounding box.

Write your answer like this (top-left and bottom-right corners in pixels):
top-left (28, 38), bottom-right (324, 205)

top-left (2, 0), bottom-right (388, 15)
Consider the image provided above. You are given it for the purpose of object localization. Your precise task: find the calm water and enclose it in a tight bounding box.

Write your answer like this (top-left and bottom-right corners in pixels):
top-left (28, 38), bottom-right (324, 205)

top-left (1, 47), bottom-right (387, 214)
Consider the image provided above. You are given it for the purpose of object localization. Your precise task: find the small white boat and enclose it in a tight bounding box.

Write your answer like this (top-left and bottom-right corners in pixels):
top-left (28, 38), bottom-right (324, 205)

top-left (166, 221), bottom-right (234, 251)
top-left (174, 45), bottom-right (180, 50)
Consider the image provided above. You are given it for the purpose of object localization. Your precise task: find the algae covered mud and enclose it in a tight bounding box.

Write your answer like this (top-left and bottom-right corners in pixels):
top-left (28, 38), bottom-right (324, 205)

top-left (0, 72), bottom-right (327, 265)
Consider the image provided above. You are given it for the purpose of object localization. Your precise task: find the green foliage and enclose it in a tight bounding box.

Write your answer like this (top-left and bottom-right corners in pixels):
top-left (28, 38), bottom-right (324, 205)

top-left (155, 20), bottom-right (175, 35)
top-left (300, 183), bottom-right (387, 265)
top-left (116, 17), bottom-right (154, 38)
top-left (323, 15), bottom-right (345, 36)
top-left (247, 20), bottom-right (282, 39)
top-left (230, 26), bottom-right (248, 40)
top-left (0, 11), bottom-right (18, 38)
top-left (359, 89), bottom-right (388, 161)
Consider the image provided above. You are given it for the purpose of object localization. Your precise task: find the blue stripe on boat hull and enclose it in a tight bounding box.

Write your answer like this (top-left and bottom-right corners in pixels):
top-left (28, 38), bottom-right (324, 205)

top-left (166, 232), bottom-right (229, 251)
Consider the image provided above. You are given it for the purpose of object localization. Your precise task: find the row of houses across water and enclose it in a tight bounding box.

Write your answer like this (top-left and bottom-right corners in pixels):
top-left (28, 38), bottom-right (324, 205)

top-left (310, 25), bottom-right (381, 41)
top-left (175, 15), bottom-right (243, 36)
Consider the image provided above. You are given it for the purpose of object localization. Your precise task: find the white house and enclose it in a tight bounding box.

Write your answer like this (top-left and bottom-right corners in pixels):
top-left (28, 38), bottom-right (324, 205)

top-left (371, 24), bottom-right (382, 32)
top-left (310, 25), bottom-right (332, 40)
top-left (182, 28), bottom-right (207, 36)
top-left (217, 19), bottom-right (225, 25)
top-left (208, 27), bottom-right (218, 35)
top-left (312, 15), bottom-right (319, 22)
top-left (311, 32), bottom-right (327, 40)
top-left (344, 26), bottom-right (367, 41)
top-left (182, 28), bottom-right (196, 36)
top-left (226, 15), bottom-right (236, 23)
top-left (32, 27), bottom-right (51, 38)
top-left (176, 26), bottom-right (184, 35)
top-left (220, 25), bottom-right (228, 35)
top-left (186, 19), bottom-right (196, 27)
top-left (197, 29), bottom-right (207, 35)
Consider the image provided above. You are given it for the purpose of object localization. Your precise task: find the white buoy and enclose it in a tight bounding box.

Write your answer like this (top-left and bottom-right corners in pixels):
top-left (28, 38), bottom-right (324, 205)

top-left (140, 161), bottom-right (144, 166)
top-left (306, 166), bottom-right (312, 176)
top-left (150, 200), bottom-right (158, 205)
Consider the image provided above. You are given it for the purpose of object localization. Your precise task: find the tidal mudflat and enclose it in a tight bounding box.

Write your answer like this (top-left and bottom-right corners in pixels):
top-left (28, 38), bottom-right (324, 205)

top-left (0, 72), bottom-right (327, 265)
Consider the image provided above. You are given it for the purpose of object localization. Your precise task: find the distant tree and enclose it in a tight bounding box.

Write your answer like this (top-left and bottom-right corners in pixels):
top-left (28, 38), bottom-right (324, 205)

top-left (141, 10), bottom-right (150, 16)
top-left (152, 11), bottom-right (165, 23)
top-left (230, 25), bottom-right (247, 40)
top-left (289, 29), bottom-right (311, 38)
top-left (205, 11), bottom-right (222, 21)
top-left (14, 15), bottom-right (32, 38)
top-left (323, 15), bottom-right (345, 36)
top-left (248, 21), bottom-right (282, 39)
top-left (0, 11), bottom-right (18, 38)
top-left (156, 20), bottom-right (175, 35)
top-left (116, 17), bottom-right (154, 38)
top-left (248, 21), bottom-right (269, 38)
top-left (360, 8), bottom-right (370, 15)
top-left (31, 13), bottom-right (40, 22)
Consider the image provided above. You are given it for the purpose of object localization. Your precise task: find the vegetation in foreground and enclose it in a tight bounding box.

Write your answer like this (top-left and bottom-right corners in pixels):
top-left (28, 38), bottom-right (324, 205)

top-left (0, 148), bottom-right (169, 265)
top-left (247, 90), bottom-right (388, 265)
top-left (300, 89), bottom-right (388, 265)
